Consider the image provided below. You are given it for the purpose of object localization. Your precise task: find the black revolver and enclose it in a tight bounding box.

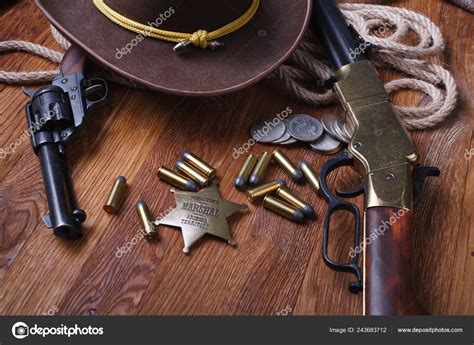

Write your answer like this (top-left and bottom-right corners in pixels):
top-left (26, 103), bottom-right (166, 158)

top-left (24, 45), bottom-right (108, 240)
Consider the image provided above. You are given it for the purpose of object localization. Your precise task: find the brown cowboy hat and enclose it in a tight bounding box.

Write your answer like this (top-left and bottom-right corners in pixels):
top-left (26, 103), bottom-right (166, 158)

top-left (36, 0), bottom-right (311, 96)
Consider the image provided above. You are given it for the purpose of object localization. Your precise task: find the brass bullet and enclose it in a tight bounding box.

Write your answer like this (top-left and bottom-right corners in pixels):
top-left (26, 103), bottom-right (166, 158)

top-left (246, 179), bottom-right (286, 203)
top-left (158, 166), bottom-right (199, 192)
top-left (263, 195), bottom-right (305, 223)
top-left (136, 200), bottom-right (156, 239)
top-left (298, 160), bottom-right (320, 194)
top-left (276, 186), bottom-right (315, 219)
top-left (175, 160), bottom-right (210, 187)
top-left (273, 149), bottom-right (304, 183)
top-left (182, 151), bottom-right (216, 179)
top-left (249, 152), bottom-right (273, 187)
top-left (234, 155), bottom-right (258, 191)
top-left (103, 176), bottom-right (127, 214)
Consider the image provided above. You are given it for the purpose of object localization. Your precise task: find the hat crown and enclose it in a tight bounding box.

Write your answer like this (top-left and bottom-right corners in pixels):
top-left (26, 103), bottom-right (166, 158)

top-left (105, 0), bottom-right (254, 32)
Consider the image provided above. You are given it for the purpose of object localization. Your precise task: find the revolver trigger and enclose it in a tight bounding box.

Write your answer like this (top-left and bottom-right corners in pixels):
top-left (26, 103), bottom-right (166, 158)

top-left (42, 213), bottom-right (52, 228)
top-left (413, 166), bottom-right (440, 205)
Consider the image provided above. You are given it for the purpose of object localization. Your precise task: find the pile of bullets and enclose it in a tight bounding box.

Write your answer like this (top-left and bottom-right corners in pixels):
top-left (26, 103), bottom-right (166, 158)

top-left (158, 151), bottom-right (217, 192)
top-left (234, 149), bottom-right (320, 223)
top-left (102, 151), bottom-right (217, 241)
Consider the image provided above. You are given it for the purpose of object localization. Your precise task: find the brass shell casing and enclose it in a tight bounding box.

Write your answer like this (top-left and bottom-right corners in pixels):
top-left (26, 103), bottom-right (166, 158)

top-left (234, 155), bottom-right (258, 191)
top-left (158, 166), bottom-right (199, 192)
top-left (182, 151), bottom-right (216, 179)
top-left (263, 195), bottom-right (305, 223)
top-left (298, 160), bottom-right (320, 194)
top-left (275, 186), bottom-right (315, 218)
top-left (176, 160), bottom-right (210, 187)
top-left (273, 149), bottom-right (304, 183)
top-left (246, 179), bottom-right (285, 203)
top-left (103, 176), bottom-right (127, 214)
top-left (249, 152), bottom-right (273, 187)
top-left (136, 200), bottom-right (156, 239)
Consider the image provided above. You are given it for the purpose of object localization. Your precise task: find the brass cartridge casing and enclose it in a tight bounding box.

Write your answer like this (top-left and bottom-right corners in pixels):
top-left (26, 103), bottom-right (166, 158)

top-left (136, 200), bottom-right (156, 239)
top-left (158, 166), bottom-right (199, 192)
top-left (249, 152), bottom-right (273, 187)
top-left (246, 179), bottom-right (286, 203)
top-left (273, 150), bottom-right (304, 183)
top-left (276, 186), bottom-right (315, 218)
top-left (181, 151), bottom-right (216, 179)
top-left (263, 195), bottom-right (305, 223)
top-left (234, 155), bottom-right (258, 191)
top-left (176, 160), bottom-right (210, 187)
top-left (103, 176), bottom-right (127, 214)
top-left (298, 160), bottom-right (320, 193)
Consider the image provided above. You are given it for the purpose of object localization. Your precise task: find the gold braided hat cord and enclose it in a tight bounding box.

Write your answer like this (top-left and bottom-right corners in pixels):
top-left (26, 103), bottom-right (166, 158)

top-left (92, 0), bottom-right (260, 51)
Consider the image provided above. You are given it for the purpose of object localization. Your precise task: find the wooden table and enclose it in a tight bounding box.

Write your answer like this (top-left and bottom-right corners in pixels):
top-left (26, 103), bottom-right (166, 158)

top-left (0, 0), bottom-right (472, 315)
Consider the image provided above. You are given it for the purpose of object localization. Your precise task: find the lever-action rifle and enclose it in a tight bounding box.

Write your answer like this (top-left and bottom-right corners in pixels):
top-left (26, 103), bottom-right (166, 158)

top-left (24, 45), bottom-right (108, 240)
top-left (312, 0), bottom-right (440, 315)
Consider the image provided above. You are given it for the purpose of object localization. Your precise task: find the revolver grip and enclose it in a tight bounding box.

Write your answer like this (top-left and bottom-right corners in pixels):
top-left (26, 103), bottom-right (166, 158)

top-left (38, 143), bottom-right (85, 240)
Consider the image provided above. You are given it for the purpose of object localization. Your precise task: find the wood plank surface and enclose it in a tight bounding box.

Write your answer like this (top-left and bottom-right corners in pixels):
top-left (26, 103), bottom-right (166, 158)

top-left (0, 0), bottom-right (472, 315)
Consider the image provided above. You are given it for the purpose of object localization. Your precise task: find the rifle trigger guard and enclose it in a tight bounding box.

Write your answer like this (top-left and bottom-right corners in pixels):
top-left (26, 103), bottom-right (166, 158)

top-left (319, 150), bottom-right (363, 294)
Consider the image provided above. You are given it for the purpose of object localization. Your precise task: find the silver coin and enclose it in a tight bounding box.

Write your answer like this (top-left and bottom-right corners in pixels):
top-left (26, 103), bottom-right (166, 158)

top-left (287, 114), bottom-right (324, 142)
top-left (250, 118), bottom-right (287, 143)
top-left (321, 115), bottom-right (341, 140)
top-left (309, 133), bottom-right (343, 154)
top-left (322, 114), bottom-right (349, 143)
top-left (272, 131), bottom-right (292, 143)
top-left (278, 137), bottom-right (298, 145)
top-left (337, 118), bottom-right (352, 142)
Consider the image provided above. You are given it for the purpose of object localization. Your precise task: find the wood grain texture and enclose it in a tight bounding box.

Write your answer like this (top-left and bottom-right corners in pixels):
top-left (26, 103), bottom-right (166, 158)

top-left (365, 208), bottom-right (425, 315)
top-left (0, 0), bottom-right (473, 316)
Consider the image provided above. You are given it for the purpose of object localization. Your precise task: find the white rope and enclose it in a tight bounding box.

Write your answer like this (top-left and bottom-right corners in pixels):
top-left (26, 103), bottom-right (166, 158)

top-left (271, 4), bottom-right (458, 130)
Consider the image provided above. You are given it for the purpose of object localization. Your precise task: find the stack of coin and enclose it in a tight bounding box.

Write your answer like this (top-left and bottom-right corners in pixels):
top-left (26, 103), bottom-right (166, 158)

top-left (250, 114), bottom-right (351, 155)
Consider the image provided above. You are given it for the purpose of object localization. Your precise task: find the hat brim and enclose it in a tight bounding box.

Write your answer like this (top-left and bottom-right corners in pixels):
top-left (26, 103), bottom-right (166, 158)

top-left (36, 0), bottom-right (311, 96)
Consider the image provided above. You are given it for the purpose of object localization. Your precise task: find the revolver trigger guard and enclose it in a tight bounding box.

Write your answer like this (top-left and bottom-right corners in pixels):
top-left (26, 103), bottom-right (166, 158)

top-left (84, 78), bottom-right (108, 110)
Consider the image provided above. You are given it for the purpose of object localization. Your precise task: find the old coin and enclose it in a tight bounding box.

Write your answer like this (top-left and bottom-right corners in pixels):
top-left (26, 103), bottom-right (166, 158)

top-left (287, 114), bottom-right (323, 142)
top-left (278, 137), bottom-right (298, 145)
top-left (321, 115), bottom-right (341, 139)
top-left (272, 131), bottom-right (292, 143)
top-left (309, 133), bottom-right (343, 154)
top-left (250, 118), bottom-right (287, 143)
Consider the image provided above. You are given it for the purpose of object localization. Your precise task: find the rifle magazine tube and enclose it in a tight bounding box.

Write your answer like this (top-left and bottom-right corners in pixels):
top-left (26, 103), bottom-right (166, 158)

top-left (276, 186), bottom-right (315, 219)
top-left (136, 200), bottom-right (156, 240)
top-left (103, 176), bottom-right (127, 214)
top-left (249, 152), bottom-right (273, 187)
top-left (181, 151), bottom-right (216, 179)
top-left (234, 155), bottom-right (258, 191)
top-left (263, 195), bottom-right (305, 223)
top-left (175, 160), bottom-right (210, 187)
top-left (158, 166), bottom-right (199, 192)
top-left (273, 149), bottom-right (304, 183)
top-left (299, 160), bottom-right (320, 194)
top-left (246, 179), bottom-right (286, 203)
